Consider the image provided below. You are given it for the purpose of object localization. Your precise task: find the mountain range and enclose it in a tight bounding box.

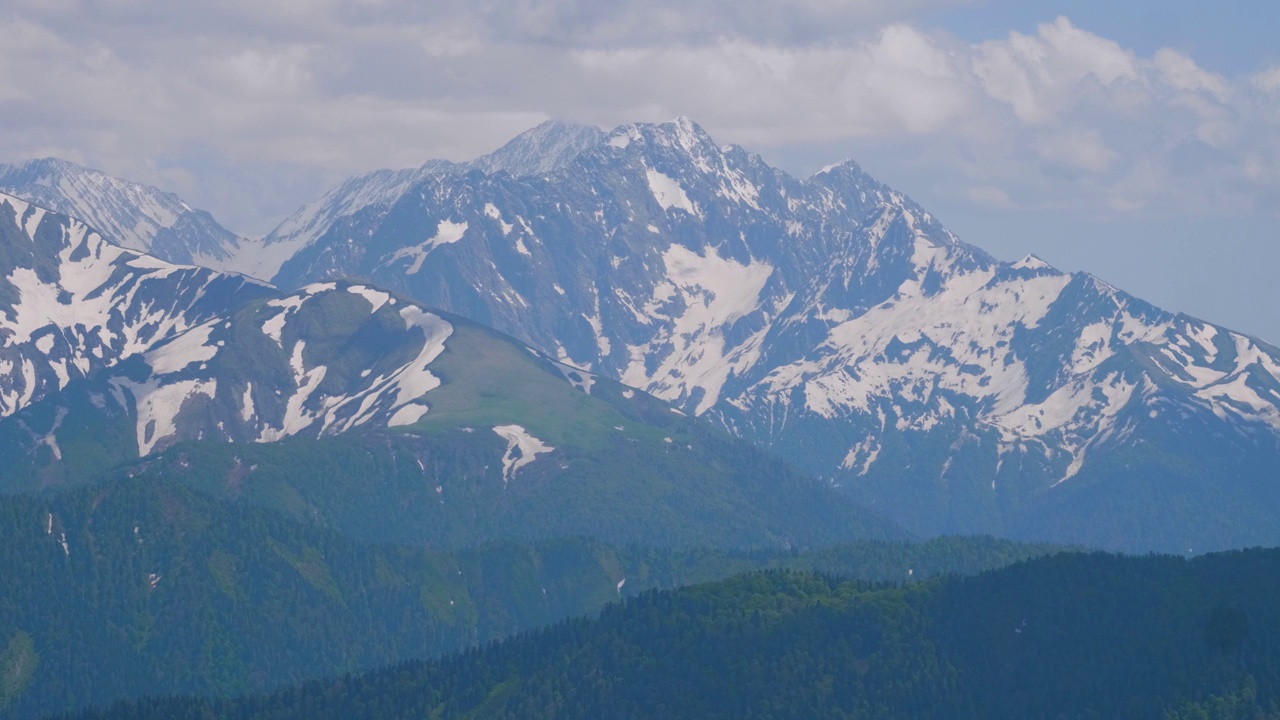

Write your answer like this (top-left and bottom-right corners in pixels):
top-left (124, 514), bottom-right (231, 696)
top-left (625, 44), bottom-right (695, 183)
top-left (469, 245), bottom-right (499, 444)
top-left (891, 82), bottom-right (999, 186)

top-left (0, 190), bottom-right (893, 552)
top-left (5, 114), bottom-right (1280, 720)
top-left (3, 118), bottom-right (1280, 552)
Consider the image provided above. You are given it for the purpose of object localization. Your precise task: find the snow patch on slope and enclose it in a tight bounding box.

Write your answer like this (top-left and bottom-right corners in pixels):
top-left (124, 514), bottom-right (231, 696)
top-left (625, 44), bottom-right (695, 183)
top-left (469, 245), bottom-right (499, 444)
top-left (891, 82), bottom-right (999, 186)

top-left (554, 363), bottom-right (596, 394)
top-left (623, 245), bottom-right (774, 415)
top-left (646, 169), bottom-right (698, 216)
top-left (388, 403), bottom-right (430, 427)
top-left (3, 223), bottom-right (129, 345)
top-left (111, 376), bottom-right (218, 456)
top-left (346, 285), bottom-right (391, 314)
top-left (260, 283), bottom-right (335, 347)
top-left (144, 320), bottom-right (220, 375)
top-left (753, 243), bottom-right (1070, 421)
top-left (0, 194), bottom-right (266, 418)
top-left (240, 382), bottom-right (255, 423)
top-left (387, 220), bottom-right (469, 274)
top-left (257, 301), bottom-right (454, 440)
top-left (841, 436), bottom-right (881, 476)
top-left (492, 424), bottom-right (553, 483)
top-left (484, 203), bottom-right (514, 235)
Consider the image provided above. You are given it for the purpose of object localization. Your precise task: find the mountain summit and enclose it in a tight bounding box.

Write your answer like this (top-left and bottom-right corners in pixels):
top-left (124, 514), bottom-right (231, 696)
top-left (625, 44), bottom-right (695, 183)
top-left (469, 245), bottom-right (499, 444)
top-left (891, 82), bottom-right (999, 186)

top-left (252, 119), bottom-right (605, 281)
top-left (468, 119), bottom-right (605, 178)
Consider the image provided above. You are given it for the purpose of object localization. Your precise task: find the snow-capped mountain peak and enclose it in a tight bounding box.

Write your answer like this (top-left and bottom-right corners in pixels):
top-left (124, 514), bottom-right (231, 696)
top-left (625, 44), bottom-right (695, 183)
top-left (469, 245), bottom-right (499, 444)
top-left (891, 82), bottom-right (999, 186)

top-left (0, 158), bottom-right (248, 271)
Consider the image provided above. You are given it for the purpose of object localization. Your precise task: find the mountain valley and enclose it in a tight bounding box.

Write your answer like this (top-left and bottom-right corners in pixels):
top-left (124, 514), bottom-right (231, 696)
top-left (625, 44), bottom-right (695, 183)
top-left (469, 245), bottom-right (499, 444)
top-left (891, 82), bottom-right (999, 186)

top-left (52, 547), bottom-right (1280, 720)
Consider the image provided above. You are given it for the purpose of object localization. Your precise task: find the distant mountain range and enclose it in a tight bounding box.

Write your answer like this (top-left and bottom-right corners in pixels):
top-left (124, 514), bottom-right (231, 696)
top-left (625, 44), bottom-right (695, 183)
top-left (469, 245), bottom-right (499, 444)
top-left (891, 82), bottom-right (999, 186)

top-left (0, 158), bottom-right (248, 271)
top-left (3, 118), bottom-right (1279, 552)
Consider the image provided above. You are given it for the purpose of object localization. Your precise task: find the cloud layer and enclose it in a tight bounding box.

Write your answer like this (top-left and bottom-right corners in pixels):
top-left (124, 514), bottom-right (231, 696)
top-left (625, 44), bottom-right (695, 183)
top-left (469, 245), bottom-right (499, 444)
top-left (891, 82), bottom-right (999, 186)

top-left (2, 2), bottom-right (1278, 240)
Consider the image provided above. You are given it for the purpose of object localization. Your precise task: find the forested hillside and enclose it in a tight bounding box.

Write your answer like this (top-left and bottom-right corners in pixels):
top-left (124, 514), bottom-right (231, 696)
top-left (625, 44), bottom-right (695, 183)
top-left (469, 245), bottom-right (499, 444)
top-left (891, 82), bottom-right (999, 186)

top-left (58, 549), bottom-right (1280, 720)
top-left (0, 475), bottom-right (1055, 718)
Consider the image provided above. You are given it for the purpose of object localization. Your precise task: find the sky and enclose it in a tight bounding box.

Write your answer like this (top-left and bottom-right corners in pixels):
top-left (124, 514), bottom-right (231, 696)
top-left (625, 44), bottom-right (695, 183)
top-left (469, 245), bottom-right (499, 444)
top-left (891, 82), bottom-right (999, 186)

top-left (2, 0), bottom-right (1278, 341)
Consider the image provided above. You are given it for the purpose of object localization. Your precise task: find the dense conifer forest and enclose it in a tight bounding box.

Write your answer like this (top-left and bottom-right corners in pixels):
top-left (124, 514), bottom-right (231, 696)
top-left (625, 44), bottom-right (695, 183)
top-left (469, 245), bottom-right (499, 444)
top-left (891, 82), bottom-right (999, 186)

top-left (51, 548), bottom-right (1280, 720)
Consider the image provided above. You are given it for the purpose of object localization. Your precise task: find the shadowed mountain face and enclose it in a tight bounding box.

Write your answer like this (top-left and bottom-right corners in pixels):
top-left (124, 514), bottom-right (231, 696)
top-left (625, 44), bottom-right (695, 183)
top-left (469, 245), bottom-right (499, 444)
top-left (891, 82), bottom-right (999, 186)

top-left (256, 118), bottom-right (1280, 551)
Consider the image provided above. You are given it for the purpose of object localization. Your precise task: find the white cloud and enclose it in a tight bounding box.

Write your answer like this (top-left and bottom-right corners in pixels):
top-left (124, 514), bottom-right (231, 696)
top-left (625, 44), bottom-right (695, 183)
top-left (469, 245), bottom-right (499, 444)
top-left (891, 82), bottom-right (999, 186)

top-left (1036, 129), bottom-right (1116, 174)
top-left (1153, 48), bottom-right (1230, 100)
top-left (1, 5), bottom-right (1278, 235)
top-left (967, 184), bottom-right (1014, 210)
top-left (1252, 67), bottom-right (1280, 93)
top-left (971, 16), bottom-right (1140, 124)
top-left (567, 27), bottom-right (973, 140)
top-left (212, 47), bottom-right (317, 99)
top-left (857, 24), bottom-right (972, 134)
